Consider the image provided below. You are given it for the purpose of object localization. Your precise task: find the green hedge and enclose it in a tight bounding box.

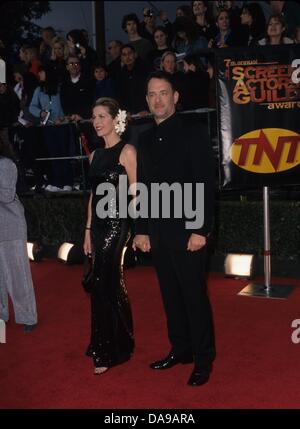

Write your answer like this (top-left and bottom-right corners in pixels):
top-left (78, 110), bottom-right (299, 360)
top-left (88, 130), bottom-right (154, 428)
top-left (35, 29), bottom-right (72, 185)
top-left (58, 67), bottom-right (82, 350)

top-left (21, 195), bottom-right (300, 258)
top-left (215, 200), bottom-right (300, 257)
top-left (22, 194), bottom-right (88, 246)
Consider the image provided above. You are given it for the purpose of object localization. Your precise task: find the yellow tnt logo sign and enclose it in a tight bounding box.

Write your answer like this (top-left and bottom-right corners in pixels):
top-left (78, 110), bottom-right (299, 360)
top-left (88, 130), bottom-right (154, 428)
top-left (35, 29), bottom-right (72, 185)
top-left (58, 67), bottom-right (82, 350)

top-left (231, 128), bottom-right (300, 173)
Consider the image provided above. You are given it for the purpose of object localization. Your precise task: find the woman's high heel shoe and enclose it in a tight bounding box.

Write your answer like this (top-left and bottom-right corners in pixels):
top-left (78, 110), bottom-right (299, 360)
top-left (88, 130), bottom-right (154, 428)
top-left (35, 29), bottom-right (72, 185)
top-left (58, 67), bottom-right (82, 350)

top-left (94, 367), bottom-right (108, 375)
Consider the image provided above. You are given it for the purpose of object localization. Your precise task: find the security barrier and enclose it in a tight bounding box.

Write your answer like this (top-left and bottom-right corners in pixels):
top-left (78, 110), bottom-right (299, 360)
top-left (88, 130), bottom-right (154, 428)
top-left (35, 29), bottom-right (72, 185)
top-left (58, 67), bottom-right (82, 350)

top-left (11, 108), bottom-right (217, 194)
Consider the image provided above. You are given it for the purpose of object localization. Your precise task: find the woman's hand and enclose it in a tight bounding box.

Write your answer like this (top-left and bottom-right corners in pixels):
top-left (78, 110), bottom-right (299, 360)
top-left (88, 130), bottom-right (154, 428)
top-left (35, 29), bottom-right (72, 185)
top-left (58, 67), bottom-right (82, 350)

top-left (83, 230), bottom-right (92, 256)
top-left (132, 235), bottom-right (151, 252)
top-left (208, 39), bottom-right (214, 49)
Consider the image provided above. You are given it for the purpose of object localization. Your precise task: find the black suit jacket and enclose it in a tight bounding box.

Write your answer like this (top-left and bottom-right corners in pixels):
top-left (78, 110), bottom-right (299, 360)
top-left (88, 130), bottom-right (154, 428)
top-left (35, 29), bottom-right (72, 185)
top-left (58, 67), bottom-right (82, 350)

top-left (135, 113), bottom-right (215, 250)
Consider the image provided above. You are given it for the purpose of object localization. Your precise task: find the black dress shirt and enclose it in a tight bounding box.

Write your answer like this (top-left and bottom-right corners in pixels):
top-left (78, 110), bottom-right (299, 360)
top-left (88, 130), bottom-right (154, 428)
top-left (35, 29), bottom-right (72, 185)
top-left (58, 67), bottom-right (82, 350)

top-left (136, 113), bottom-right (215, 249)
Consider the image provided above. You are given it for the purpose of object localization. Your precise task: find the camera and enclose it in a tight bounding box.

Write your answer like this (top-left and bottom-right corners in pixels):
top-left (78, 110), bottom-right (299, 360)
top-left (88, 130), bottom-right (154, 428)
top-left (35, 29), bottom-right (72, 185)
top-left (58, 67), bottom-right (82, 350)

top-left (144, 9), bottom-right (154, 18)
top-left (73, 43), bottom-right (82, 56)
top-left (41, 111), bottom-right (50, 126)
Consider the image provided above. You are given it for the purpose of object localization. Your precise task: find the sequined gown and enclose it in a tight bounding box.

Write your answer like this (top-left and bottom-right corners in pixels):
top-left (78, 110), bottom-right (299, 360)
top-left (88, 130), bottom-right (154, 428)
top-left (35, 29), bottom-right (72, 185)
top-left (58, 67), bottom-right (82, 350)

top-left (86, 141), bottom-right (134, 368)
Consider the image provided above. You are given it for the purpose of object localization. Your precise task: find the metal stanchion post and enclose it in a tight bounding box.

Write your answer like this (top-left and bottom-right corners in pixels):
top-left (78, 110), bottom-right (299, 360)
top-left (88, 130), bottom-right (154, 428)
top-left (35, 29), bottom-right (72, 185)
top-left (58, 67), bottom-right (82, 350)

top-left (79, 133), bottom-right (87, 191)
top-left (207, 110), bottom-right (211, 143)
top-left (75, 123), bottom-right (87, 191)
top-left (238, 186), bottom-right (296, 299)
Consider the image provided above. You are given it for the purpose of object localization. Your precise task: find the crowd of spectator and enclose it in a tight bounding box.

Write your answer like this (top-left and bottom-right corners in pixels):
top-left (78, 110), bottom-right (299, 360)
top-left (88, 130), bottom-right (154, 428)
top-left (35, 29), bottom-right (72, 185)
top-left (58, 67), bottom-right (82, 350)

top-left (0, 1), bottom-right (300, 192)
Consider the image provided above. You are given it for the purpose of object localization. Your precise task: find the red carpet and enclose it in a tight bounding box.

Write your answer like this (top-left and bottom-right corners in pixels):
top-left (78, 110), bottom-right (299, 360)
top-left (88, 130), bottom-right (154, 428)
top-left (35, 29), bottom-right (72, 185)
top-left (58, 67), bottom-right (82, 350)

top-left (1, 260), bottom-right (300, 409)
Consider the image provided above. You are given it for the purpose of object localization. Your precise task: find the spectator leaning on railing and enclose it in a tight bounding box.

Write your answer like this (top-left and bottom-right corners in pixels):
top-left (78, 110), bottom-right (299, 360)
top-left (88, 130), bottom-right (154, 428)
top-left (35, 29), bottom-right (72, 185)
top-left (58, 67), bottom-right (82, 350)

top-left (60, 55), bottom-right (94, 121)
top-left (29, 64), bottom-right (73, 192)
top-left (258, 14), bottom-right (294, 46)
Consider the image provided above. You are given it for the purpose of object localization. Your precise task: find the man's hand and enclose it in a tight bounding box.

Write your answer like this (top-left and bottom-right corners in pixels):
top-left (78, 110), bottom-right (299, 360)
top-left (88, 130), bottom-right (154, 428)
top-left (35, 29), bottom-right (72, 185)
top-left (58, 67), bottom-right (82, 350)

top-left (132, 234), bottom-right (151, 252)
top-left (187, 233), bottom-right (206, 252)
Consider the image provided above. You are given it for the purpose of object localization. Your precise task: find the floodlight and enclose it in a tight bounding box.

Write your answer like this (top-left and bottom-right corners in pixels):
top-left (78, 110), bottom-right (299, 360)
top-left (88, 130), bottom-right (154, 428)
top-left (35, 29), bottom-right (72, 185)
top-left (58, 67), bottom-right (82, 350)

top-left (27, 242), bottom-right (43, 262)
top-left (224, 253), bottom-right (254, 279)
top-left (57, 242), bottom-right (84, 264)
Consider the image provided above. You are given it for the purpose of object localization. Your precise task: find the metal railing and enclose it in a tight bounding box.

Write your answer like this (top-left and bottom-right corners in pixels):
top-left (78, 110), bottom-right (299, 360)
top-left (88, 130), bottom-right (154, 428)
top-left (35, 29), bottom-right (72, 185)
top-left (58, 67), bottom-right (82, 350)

top-left (11, 108), bottom-right (217, 194)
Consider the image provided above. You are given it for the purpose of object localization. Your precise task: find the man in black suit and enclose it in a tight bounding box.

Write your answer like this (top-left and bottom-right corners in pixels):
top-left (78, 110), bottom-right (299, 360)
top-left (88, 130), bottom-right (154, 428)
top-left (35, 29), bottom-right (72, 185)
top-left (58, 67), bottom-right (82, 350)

top-left (133, 71), bottom-right (216, 386)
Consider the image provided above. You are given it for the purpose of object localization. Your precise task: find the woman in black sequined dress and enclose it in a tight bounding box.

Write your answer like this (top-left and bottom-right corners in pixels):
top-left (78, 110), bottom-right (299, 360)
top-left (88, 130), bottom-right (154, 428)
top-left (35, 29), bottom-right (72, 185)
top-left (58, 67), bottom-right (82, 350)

top-left (83, 98), bottom-right (136, 374)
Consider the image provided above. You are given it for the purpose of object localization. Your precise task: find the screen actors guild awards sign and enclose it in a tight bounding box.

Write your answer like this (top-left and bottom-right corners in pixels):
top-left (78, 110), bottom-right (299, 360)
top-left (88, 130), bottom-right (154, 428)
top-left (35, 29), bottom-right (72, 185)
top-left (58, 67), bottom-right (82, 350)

top-left (216, 45), bottom-right (300, 190)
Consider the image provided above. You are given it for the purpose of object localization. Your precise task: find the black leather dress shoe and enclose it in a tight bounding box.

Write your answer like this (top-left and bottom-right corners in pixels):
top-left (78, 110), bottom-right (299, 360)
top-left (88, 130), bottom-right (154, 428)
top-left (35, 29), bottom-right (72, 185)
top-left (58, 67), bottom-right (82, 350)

top-left (150, 351), bottom-right (193, 370)
top-left (187, 365), bottom-right (212, 386)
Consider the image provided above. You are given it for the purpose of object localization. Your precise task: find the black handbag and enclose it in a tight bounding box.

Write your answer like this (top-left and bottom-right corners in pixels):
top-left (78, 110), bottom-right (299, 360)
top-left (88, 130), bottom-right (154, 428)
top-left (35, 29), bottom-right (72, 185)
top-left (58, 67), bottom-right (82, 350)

top-left (82, 255), bottom-right (94, 293)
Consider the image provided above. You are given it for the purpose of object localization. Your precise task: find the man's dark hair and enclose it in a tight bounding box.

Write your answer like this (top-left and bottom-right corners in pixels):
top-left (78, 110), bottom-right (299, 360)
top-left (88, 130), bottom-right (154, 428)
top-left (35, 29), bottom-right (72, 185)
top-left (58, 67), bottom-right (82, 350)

top-left (110, 40), bottom-right (123, 47)
top-left (121, 44), bottom-right (136, 54)
top-left (146, 70), bottom-right (177, 93)
top-left (93, 62), bottom-right (108, 71)
top-left (122, 13), bottom-right (140, 32)
top-left (66, 54), bottom-right (81, 63)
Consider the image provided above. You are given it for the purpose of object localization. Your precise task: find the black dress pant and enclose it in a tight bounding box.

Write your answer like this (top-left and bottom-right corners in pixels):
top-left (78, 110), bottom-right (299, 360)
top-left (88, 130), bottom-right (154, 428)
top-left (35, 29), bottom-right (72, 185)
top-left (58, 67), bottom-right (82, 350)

top-left (151, 245), bottom-right (216, 368)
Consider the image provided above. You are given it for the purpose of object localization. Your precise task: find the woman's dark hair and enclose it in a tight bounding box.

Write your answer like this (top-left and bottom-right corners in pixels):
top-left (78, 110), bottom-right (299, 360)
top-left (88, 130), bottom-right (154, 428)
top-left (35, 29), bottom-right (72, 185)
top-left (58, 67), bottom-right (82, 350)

top-left (12, 67), bottom-right (38, 101)
top-left (0, 135), bottom-right (16, 161)
top-left (177, 5), bottom-right (193, 19)
top-left (93, 63), bottom-right (108, 74)
top-left (242, 2), bottom-right (266, 39)
top-left (184, 53), bottom-right (206, 72)
top-left (121, 44), bottom-right (136, 54)
top-left (23, 72), bottom-right (39, 106)
top-left (153, 26), bottom-right (168, 38)
top-left (216, 7), bottom-right (230, 23)
top-left (173, 16), bottom-right (199, 42)
top-left (265, 13), bottom-right (288, 44)
top-left (39, 64), bottom-right (59, 96)
top-left (93, 97), bottom-right (120, 119)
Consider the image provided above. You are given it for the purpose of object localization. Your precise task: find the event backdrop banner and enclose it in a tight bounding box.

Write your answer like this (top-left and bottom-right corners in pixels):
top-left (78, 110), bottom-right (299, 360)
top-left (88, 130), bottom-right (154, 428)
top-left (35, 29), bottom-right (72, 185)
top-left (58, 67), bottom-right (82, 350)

top-left (216, 45), bottom-right (300, 190)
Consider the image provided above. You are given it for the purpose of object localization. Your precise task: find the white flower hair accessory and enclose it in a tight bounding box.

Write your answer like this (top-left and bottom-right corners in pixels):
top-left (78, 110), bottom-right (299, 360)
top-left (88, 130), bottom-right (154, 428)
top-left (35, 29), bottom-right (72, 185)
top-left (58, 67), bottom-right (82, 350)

top-left (114, 109), bottom-right (127, 135)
